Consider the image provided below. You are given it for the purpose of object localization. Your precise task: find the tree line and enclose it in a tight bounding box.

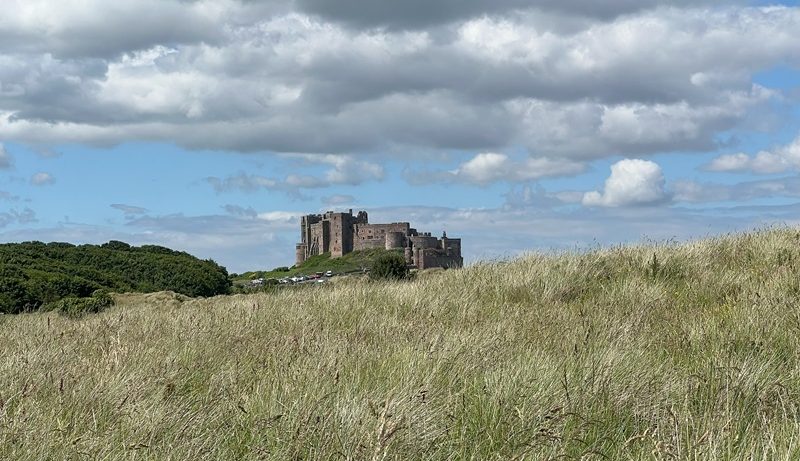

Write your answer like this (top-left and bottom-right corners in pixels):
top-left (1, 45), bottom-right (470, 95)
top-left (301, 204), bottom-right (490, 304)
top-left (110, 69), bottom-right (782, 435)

top-left (0, 240), bottom-right (231, 314)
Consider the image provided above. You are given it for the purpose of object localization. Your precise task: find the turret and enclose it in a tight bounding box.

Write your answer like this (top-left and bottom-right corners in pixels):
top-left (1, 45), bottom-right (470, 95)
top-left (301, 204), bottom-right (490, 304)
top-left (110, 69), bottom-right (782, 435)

top-left (385, 231), bottom-right (405, 250)
top-left (295, 243), bottom-right (307, 266)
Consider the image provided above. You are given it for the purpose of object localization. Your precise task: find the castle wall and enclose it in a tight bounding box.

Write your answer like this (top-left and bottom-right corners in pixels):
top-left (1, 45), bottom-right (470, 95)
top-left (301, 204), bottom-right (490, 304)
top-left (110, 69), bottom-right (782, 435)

top-left (410, 235), bottom-right (439, 250)
top-left (353, 223), bottom-right (409, 251)
top-left (308, 221), bottom-right (330, 256)
top-left (354, 239), bottom-right (385, 251)
top-left (441, 238), bottom-right (461, 256)
top-left (417, 249), bottom-right (463, 270)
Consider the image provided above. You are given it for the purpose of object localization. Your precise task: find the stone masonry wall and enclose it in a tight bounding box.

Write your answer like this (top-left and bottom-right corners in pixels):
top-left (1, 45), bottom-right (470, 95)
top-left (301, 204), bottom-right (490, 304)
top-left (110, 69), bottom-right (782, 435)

top-left (353, 223), bottom-right (410, 251)
top-left (417, 249), bottom-right (464, 270)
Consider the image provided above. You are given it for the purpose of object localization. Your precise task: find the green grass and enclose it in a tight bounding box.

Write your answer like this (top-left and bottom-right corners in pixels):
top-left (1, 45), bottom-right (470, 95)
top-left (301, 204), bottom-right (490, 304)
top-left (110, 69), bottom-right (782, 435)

top-left (3, 228), bottom-right (800, 459)
top-left (235, 248), bottom-right (404, 281)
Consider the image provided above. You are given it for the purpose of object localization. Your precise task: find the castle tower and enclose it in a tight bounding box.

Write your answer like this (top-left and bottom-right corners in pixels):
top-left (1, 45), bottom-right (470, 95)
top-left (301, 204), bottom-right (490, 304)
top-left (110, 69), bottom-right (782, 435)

top-left (295, 243), bottom-right (307, 266)
top-left (385, 231), bottom-right (404, 250)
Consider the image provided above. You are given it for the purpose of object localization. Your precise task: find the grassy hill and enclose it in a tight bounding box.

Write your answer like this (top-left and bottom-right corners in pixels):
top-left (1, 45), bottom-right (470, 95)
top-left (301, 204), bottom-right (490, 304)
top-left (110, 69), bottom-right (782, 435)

top-left (0, 240), bottom-right (231, 313)
top-left (3, 228), bottom-right (800, 459)
top-left (234, 248), bottom-right (404, 281)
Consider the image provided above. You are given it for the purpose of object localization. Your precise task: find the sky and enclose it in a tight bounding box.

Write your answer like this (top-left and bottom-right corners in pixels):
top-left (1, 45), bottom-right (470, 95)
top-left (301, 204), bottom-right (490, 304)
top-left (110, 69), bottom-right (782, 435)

top-left (1, 0), bottom-right (800, 273)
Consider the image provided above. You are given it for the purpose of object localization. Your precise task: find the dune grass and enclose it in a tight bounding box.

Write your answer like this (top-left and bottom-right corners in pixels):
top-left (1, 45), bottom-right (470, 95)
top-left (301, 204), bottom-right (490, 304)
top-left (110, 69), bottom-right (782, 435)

top-left (2, 228), bottom-right (800, 460)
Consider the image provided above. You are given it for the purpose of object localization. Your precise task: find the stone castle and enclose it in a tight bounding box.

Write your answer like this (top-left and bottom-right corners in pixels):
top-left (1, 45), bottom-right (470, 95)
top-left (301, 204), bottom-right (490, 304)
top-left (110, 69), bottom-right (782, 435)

top-left (295, 209), bottom-right (463, 270)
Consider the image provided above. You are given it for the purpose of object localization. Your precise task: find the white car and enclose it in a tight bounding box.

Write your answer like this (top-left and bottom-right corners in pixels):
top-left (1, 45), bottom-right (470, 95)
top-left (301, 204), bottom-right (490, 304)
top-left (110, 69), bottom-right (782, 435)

top-left (325, 270), bottom-right (333, 277)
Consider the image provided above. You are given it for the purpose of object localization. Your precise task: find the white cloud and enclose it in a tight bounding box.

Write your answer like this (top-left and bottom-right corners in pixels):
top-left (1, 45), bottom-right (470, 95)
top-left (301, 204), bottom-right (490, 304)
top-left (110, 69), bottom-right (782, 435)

top-left (705, 135), bottom-right (800, 174)
top-left (456, 153), bottom-right (510, 184)
top-left (30, 172), bottom-right (55, 186)
top-left (325, 158), bottom-right (384, 185)
top-left (455, 153), bottom-right (585, 184)
top-left (256, 211), bottom-right (304, 223)
top-left (409, 152), bottom-right (586, 186)
top-left (583, 159), bottom-right (669, 207)
top-left (705, 152), bottom-right (752, 172)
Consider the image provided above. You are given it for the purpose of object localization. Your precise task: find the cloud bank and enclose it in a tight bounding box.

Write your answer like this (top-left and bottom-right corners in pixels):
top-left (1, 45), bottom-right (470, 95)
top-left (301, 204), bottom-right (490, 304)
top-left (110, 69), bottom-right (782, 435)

top-left (0, 3), bottom-right (795, 166)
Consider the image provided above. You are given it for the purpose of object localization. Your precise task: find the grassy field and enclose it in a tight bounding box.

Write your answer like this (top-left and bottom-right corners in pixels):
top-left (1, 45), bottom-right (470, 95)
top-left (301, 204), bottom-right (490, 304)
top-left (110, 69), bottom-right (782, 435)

top-left (3, 228), bottom-right (800, 459)
top-left (233, 248), bottom-right (403, 282)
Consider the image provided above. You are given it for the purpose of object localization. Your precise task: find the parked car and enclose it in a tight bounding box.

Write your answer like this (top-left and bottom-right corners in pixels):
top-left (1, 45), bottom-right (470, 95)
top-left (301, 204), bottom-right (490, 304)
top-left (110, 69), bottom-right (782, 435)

top-left (325, 270), bottom-right (333, 277)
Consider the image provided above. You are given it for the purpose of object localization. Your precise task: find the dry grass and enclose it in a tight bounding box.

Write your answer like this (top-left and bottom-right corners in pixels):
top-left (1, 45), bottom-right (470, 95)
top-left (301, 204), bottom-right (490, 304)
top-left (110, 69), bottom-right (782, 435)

top-left (3, 228), bottom-right (800, 460)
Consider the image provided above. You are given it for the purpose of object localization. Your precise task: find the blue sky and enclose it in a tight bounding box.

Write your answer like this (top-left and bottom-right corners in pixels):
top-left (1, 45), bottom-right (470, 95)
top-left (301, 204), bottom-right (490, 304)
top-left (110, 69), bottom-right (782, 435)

top-left (1, 0), bottom-right (800, 272)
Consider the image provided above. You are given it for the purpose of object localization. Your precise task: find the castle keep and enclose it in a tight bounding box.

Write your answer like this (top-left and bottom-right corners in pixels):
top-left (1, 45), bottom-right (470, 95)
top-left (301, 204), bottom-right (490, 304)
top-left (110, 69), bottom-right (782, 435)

top-left (295, 209), bottom-right (463, 270)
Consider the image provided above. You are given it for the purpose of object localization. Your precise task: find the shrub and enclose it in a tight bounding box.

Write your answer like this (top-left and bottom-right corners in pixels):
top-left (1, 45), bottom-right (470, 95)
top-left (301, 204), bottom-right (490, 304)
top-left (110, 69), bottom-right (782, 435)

top-left (51, 290), bottom-right (115, 319)
top-left (369, 253), bottom-right (409, 281)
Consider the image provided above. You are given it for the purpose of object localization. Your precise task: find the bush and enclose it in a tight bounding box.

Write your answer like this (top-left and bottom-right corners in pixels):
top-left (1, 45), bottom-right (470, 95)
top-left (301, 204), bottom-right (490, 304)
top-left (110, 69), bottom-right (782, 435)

top-left (51, 290), bottom-right (115, 319)
top-left (369, 253), bottom-right (409, 281)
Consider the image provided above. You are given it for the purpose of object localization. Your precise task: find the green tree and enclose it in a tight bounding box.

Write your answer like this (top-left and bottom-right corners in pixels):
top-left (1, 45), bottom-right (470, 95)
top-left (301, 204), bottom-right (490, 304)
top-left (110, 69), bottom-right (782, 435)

top-left (0, 241), bottom-right (231, 314)
top-left (369, 253), bottom-right (409, 281)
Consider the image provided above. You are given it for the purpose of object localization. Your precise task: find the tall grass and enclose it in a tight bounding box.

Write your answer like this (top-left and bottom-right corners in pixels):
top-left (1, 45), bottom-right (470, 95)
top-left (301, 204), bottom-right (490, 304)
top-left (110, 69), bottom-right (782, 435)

top-left (2, 228), bottom-right (800, 460)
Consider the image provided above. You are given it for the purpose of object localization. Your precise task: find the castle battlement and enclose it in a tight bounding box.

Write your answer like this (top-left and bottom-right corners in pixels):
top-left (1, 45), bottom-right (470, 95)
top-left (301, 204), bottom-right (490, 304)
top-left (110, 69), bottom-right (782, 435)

top-left (296, 209), bottom-right (463, 270)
